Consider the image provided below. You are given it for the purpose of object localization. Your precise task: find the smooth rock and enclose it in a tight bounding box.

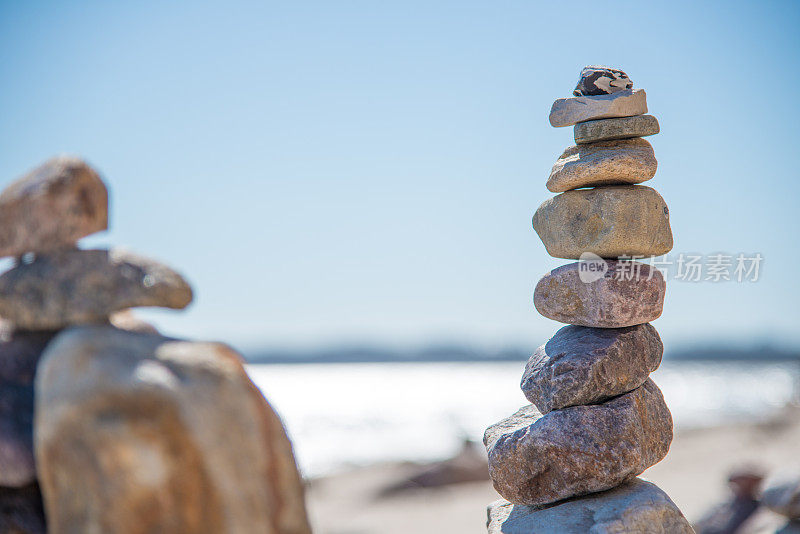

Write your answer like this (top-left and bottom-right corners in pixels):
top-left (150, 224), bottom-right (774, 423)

top-left (763, 480), bottom-right (800, 519)
top-left (534, 261), bottom-right (666, 328)
top-left (484, 379), bottom-right (672, 506)
top-left (0, 484), bottom-right (47, 534)
top-left (109, 310), bottom-right (160, 334)
top-left (575, 114), bottom-right (660, 144)
top-left (573, 66), bottom-right (634, 97)
top-left (521, 324), bottom-right (663, 413)
top-left (0, 156), bottom-right (108, 258)
top-left (35, 326), bottom-right (311, 534)
top-left (532, 185), bottom-right (673, 259)
top-left (547, 138), bottom-right (657, 193)
top-left (549, 89), bottom-right (647, 128)
top-left (0, 248), bottom-right (193, 329)
top-left (487, 478), bottom-right (693, 534)
top-left (0, 325), bottom-right (59, 487)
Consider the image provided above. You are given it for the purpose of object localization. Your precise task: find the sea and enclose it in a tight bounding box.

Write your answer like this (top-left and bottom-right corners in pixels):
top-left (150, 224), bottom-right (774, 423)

top-left (246, 361), bottom-right (800, 479)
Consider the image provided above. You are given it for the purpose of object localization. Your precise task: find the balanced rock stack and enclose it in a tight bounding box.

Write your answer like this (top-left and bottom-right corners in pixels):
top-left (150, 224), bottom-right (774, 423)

top-left (484, 67), bottom-right (693, 533)
top-left (0, 157), bottom-right (311, 534)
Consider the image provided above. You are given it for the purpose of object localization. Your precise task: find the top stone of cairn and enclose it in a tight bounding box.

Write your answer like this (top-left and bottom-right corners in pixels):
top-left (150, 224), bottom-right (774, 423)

top-left (573, 65), bottom-right (633, 96)
top-left (0, 156), bottom-right (108, 258)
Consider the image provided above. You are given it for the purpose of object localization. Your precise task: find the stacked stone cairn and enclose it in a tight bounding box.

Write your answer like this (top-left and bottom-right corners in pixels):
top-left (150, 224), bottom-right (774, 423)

top-left (0, 157), bottom-right (311, 534)
top-left (484, 67), bottom-right (694, 533)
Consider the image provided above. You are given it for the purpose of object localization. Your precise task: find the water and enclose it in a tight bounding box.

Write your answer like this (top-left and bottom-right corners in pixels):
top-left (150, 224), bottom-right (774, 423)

top-left (246, 361), bottom-right (799, 478)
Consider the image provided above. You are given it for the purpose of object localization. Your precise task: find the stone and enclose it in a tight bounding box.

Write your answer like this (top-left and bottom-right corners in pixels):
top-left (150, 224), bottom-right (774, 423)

top-left (0, 248), bottom-right (193, 330)
top-left (109, 310), bottom-right (160, 334)
top-left (0, 324), bottom-right (60, 487)
top-left (486, 478), bottom-right (693, 534)
top-left (0, 484), bottom-right (47, 534)
top-left (484, 379), bottom-right (672, 506)
top-left (35, 326), bottom-right (311, 534)
top-left (533, 261), bottom-right (666, 328)
top-left (573, 66), bottom-right (634, 97)
top-left (532, 185), bottom-right (673, 259)
top-left (763, 480), bottom-right (800, 519)
top-left (549, 89), bottom-right (647, 128)
top-left (547, 138), bottom-right (657, 193)
top-left (575, 115), bottom-right (660, 144)
top-left (0, 156), bottom-right (108, 258)
top-left (521, 324), bottom-right (663, 413)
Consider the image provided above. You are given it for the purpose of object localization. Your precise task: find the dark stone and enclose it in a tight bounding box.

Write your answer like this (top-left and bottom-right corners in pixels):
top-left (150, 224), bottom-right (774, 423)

top-left (521, 324), bottom-right (663, 413)
top-left (573, 66), bottom-right (633, 97)
top-left (0, 484), bottom-right (47, 534)
top-left (0, 324), bottom-right (60, 487)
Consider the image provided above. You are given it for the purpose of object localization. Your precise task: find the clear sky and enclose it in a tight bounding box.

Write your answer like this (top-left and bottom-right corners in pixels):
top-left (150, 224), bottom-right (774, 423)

top-left (1, 1), bottom-right (798, 353)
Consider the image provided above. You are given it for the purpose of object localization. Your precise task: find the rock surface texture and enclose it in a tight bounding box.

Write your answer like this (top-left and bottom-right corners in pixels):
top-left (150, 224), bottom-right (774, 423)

top-left (35, 326), bottom-right (312, 534)
top-left (0, 484), bottom-right (47, 534)
top-left (0, 156), bottom-right (108, 258)
top-left (763, 480), bottom-right (800, 519)
top-left (533, 261), bottom-right (666, 328)
top-left (486, 478), bottom-right (693, 534)
top-left (532, 185), bottom-right (673, 259)
top-left (573, 65), bottom-right (634, 97)
top-left (484, 379), bottom-right (672, 506)
top-left (0, 248), bottom-right (193, 329)
top-left (521, 324), bottom-right (663, 413)
top-left (547, 138), bottom-right (657, 193)
top-left (575, 114), bottom-right (660, 144)
top-left (0, 324), bottom-right (59, 487)
top-left (549, 89), bottom-right (647, 128)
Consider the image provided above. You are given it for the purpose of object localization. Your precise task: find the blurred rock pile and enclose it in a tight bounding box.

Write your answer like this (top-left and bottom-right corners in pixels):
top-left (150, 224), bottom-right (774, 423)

top-left (0, 157), bottom-right (311, 534)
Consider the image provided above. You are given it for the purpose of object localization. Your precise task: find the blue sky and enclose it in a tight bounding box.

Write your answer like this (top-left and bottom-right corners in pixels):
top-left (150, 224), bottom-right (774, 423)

top-left (1, 1), bottom-right (798, 352)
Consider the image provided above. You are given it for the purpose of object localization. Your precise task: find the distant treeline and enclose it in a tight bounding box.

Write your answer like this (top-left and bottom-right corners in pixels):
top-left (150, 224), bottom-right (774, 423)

top-left (245, 344), bottom-right (800, 364)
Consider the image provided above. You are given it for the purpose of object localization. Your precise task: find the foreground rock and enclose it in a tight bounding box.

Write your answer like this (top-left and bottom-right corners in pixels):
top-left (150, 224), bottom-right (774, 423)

top-left (0, 325), bottom-right (59, 487)
top-left (0, 484), bottom-right (46, 534)
top-left (0, 248), bottom-right (193, 330)
top-left (35, 326), bottom-right (311, 534)
top-left (575, 114), bottom-right (660, 144)
top-left (487, 478), bottom-right (692, 534)
top-left (521, 324), bottom-right (663, 413)
top-left (763, 479), bottom-right (800, 519)
top-left (547, 138), bottom-right (657, 192)
top-left (534, 261), bottom-right (665, 328)
top-left (485, 379), bottom-right (672, 506)
top-left (549, 89), bottom-right (647, 128)
top-left (0, 156), bottom-right (108, 258)
top-left (573, 66), bottom-right (634, 97)
top-left (532, 185), bottom-right (673, 259)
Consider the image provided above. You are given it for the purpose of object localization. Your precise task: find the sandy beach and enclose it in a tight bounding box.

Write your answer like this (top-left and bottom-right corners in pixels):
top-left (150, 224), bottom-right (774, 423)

top-left (306, 406), bottom-right (800, 534)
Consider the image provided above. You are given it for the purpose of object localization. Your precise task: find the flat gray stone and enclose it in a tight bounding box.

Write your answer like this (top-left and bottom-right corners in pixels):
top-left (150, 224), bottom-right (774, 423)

top-left (533, 261), bottom-right (666, 328)
top-left (0, 248), bottom-right (193, 330)
top-left (35, 326), bottom-right (312, 534)
top-left (549, 89), bottom-right (647, 128)
top-left (484, 379), bottom-right (673, 506)
top-left (487, 478), bottom-right (693, 533)
top-left (0, 156), bottom-right (108, 258)
top-left (532, 185), bottom-right (673, 259)
top-left (573, 66), bottom-right (634, 97)
top-left (575, 115), bottom-right (660, 144)
top-left (547, 138), bottom-right (657, 193)
top-left (521, 324), bottom-right (663, 413)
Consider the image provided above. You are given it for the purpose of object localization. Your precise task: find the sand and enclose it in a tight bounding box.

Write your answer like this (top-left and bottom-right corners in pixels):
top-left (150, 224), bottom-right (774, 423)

top-left (306, 407), bottom-right (800, 534)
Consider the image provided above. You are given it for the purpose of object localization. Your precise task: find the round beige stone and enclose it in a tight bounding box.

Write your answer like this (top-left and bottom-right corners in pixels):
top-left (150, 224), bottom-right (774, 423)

top-left (532, 185), bottom-right (673, 259)
top-left (547, 138), bottom-right (657, 193)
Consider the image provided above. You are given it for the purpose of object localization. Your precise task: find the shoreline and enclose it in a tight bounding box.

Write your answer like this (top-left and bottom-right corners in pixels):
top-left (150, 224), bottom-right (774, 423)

top-left (305, 406), bottom-right (800, 534)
